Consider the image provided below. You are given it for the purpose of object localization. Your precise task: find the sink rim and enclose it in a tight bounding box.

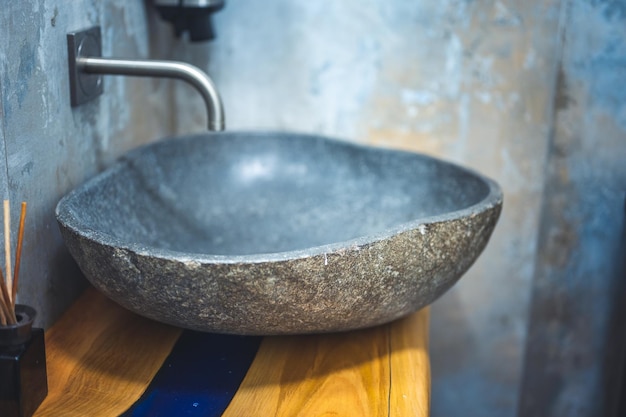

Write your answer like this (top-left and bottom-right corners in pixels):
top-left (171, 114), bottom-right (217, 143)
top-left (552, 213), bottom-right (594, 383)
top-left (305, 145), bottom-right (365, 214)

top-left (56, 130), bottom-right (503, 265)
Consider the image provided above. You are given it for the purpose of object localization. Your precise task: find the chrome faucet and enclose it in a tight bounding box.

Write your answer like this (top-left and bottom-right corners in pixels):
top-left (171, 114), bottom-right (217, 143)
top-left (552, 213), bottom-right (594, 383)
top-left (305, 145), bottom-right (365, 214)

top-left (67, 27), bottom-right (224, 131)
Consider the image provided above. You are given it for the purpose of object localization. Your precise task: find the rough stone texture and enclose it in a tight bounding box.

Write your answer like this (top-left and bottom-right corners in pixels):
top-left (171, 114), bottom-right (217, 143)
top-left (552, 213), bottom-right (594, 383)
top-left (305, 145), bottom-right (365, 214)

top-left (55, 132), bottom-right (502, 334)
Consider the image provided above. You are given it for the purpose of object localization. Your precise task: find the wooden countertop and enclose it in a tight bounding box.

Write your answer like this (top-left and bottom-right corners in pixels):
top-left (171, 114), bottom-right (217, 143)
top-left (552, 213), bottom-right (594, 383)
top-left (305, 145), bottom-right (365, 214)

top-left (34, 287), bottom-right (430, 416)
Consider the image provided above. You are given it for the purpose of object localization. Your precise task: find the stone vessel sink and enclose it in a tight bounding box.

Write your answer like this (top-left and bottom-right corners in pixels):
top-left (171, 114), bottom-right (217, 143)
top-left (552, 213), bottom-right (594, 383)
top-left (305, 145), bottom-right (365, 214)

top-left (56, 131), bottom-right (502, 335)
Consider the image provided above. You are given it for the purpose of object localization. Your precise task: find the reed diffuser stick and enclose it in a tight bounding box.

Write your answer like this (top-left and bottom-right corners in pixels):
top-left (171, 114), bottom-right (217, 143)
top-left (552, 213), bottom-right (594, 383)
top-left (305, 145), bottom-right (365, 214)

top-left (0, 300), bottom-right (6, 326)
top-left (0, 295), bottom-right (13, 325)
top-left (3, 200), bottom-right (12, 305)
top-left (11, 202), bottom-right (27, 308)
top-left (0, 268), bottom-right (16, 324)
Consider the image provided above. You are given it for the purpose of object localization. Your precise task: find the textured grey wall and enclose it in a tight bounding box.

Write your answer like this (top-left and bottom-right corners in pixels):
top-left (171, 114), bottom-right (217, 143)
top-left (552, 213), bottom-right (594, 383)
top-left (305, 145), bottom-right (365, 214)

top-left (1, 1), bottom-right (624, 416)
top-left (520, 1), bottom-right (626, 416)
top-left (168, 1), bottom-right (563, 415)
top-left (0, 1), bottom-right (174, 328)
top-left (165, 0), bottom-right (626, 415)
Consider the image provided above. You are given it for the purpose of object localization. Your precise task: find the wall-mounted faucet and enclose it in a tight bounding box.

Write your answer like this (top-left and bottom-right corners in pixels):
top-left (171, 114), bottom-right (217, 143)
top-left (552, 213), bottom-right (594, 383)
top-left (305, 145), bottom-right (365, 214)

top-left (67, 26), bottom-right (225, 131)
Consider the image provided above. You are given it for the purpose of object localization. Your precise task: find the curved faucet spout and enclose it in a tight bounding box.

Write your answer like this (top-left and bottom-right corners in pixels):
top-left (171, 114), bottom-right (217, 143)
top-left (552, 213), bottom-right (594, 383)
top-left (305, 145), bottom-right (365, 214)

top-left (78, 57), bottom-right (225, 131)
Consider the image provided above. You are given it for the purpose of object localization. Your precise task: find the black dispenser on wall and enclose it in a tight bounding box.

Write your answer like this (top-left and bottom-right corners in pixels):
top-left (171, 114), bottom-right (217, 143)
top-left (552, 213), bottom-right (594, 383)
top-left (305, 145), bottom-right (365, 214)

top-left (153, 0), bottom-right (225, 42)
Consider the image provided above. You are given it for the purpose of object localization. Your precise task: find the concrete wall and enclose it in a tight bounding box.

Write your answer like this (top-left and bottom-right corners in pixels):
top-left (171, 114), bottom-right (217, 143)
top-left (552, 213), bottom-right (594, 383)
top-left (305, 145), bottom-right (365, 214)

top-left (168, 1), bottom-right (626, 415)
top-left (1, 1), bottom-right (624, 416)
top-left (170, 1), bottom-right (563, 415)
top-left (519, 1), bottom-right (626, 415)
top-left (0, 1), bottom-right (174, 328)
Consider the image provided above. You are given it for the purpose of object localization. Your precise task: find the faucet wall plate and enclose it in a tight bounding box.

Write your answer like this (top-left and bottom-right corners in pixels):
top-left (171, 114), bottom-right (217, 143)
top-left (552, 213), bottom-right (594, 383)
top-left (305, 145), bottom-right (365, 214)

top-left (67, 27), bottom-right (103, 106)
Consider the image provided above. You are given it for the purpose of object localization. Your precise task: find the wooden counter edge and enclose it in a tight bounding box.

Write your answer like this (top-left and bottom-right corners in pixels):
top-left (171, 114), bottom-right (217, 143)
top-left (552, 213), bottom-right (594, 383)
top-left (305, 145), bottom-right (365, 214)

top-left (34, 288), bottom-right (430, 417)
top-left (34, 287), bottom-right (182, 417)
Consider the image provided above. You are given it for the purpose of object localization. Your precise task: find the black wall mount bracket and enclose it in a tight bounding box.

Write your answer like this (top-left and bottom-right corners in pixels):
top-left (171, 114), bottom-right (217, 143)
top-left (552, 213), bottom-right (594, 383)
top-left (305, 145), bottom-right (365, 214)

top-left (67, 27), bottom-right (103, 107)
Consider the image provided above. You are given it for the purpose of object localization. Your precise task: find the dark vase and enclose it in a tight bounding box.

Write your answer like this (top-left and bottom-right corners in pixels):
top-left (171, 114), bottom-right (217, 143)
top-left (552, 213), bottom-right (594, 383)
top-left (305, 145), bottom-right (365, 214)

top-left (0, 305), bottom-right (48, 417)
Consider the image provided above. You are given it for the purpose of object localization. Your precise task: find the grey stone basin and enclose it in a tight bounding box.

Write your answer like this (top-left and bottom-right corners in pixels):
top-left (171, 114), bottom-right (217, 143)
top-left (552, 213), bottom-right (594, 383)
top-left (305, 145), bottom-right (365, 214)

top-left (56, 131), bottom-right (502, 335)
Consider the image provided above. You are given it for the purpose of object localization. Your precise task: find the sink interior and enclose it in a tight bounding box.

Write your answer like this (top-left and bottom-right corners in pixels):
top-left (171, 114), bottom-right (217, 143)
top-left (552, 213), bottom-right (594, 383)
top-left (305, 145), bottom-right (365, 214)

top-left (68, 133), bottom-right (490, 256)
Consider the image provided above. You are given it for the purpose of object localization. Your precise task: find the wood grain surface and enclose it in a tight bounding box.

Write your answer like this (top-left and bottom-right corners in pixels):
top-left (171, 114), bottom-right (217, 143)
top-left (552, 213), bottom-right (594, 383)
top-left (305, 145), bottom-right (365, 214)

top-left (34, 287), bottom-right (182, 417)
top-left (34, 288), bottom-right (429, 416)
top-left (223, 309), bottom-right (430, 417)
top-left (389, 310), bottom-right (430, 417)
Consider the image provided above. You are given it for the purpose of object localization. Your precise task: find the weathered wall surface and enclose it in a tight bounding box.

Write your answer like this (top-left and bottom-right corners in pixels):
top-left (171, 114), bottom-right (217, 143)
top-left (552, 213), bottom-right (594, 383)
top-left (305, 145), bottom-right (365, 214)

top-left (0, 1), bottom-right (173, 328)
top-left (168, 1), bottom-right (562, 415)
top-left (519, 1), bottom-right (626, 416)
top-left (1, 1), bottom-right (624, 416)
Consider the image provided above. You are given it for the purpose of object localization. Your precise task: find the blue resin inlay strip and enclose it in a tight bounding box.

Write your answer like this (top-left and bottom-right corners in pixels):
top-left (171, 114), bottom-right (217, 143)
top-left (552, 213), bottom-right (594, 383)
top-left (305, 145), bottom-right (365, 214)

top-left (121, 331), bottom-right (262, 417)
